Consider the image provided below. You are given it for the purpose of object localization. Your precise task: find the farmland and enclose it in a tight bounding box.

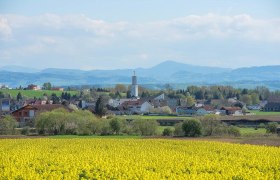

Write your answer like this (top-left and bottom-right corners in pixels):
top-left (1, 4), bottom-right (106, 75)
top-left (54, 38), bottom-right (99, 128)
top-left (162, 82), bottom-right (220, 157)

top-left (0, 138), bottom-right (280, 179)
top-left (0, 89), bottom-right (78, 98)
top-left (249, 110), bottom-right (280, 116)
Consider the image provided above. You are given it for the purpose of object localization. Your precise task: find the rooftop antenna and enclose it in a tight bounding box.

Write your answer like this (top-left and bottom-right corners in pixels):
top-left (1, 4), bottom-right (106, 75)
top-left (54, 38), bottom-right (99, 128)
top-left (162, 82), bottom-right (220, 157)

top-left (133, 70), bottom-right (135, 76)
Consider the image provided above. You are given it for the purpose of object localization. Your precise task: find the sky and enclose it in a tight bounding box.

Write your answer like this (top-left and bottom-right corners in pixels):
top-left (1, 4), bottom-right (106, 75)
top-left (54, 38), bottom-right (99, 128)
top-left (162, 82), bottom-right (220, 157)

top-left (0, 0), bottom-right (280, 70)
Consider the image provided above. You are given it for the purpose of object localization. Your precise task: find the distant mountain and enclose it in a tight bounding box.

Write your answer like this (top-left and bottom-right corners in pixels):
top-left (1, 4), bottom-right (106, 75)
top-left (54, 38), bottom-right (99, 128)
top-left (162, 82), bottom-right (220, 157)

top-left (0, 65), bottom-right (40, 73)
top-left (0, 61), bottom-right (280, 90)
top-left (149, 60), bottom-right (230, 74)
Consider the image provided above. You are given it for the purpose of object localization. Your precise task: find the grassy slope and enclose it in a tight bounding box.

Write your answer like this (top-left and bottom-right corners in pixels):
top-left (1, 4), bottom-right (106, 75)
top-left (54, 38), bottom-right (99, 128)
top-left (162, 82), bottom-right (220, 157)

top-left (0, 89), bottom-right (79, 98)
top-left (239, 127), bottom-right (266, 136)
top-left (119, 115), bottom-right (190, 120)
top-left (249, 110), bottom-right (280, 116)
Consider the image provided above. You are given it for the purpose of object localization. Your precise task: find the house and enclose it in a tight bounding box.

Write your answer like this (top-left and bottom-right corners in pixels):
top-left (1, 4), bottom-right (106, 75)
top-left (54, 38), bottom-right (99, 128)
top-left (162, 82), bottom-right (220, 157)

top-left (220, 107), bottom-right (242, 116)
top-left (147, 93), bottom-right (178, 111)
top-left (203, 105), bottom-right (215, 114)
top-left (27, 84), bottom-right (40, 90)
top-left (196, 107), bottom-right (209, 116)
top-left (176, 106), bottom-right (209, 116)
top-left (247, 105), bottom-right (261, 110)
top-left (12, 104), bottom-right (70, 127)
top-left (263, 102), bottom-right (280, 112)
top-left (0, 98), bottom-right (10, 115)
top-left (263, 97), bottom-right (280, 112)
top-left (195, 100), bottom-right (206, 107)
top-left (259, 100), bottom-right (268, 108)
top-left (119, 100), bottom-right (153, 114)
top-left (23, 99), bottom-right (49, 106)
top-left (108, 98), bottom-right (137, 108)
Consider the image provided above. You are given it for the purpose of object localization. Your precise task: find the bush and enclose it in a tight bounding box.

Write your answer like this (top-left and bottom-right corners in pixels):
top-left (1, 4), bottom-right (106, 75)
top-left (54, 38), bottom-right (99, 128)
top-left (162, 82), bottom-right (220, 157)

top-left (258, 123), bottom-right (265, 129)
top-left (119, 120), bottom-right (134, 135)
top-left (133, 119), bottom-right (158, 136)
top-left (200, 114), bottom-right (221, 136)
top-left (35, 109), bottom-right (99, 135)
top-left (266, 122), bottom-right (278, 134)
top-left (109, 118), bottom-right (122, 134)
top-left (0, 115), bottom-right (17, 135)
top-left (73, 110), bottom-right (97, 135)
top-left (182, 119), bottom-right (202, 137)
top-left (174, 123), bottom-right (184, 136)
top-left (162, 127), bottom-right (173, 136)
top-left (99, 120), bottom-right (112, 136)
top-left (21, 126), bottom-right (30, 135)
top-left (228, 126), bottom-right (241, 137)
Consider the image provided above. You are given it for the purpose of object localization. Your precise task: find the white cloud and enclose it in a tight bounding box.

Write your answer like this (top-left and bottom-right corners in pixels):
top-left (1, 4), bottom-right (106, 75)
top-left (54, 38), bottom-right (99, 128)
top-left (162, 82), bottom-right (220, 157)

top-left (144, 14), bottom-right (280, 42)
top-left (2, 13), bottom-right (280, 42)
top-left (0, 17), bottom-right (12, 39)
top-left (0, 13), bottom-right (280, 69)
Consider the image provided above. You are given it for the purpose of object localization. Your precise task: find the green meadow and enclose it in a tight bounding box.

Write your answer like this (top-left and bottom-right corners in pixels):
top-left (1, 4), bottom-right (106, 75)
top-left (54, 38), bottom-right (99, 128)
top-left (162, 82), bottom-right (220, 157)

top-left (0, 89), bottom-right (79, 98)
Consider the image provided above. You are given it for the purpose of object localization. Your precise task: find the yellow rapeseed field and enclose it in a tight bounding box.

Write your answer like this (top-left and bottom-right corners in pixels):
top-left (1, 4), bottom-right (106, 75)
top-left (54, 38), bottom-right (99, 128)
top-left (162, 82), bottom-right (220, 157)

top-left (0, 138), bottom-right (280, 179)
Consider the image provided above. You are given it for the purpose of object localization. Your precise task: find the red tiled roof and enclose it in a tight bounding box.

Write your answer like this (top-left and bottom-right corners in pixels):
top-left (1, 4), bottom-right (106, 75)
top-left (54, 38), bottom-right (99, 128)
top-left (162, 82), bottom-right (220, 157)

top-left (220, 106), bottom-right (241, 111)
top-left (203, 105), bottom-right (215, 111)
top-left (121, 100), bottom-right (146, 107)
top-left (12, 104), bottom-right (70, 113)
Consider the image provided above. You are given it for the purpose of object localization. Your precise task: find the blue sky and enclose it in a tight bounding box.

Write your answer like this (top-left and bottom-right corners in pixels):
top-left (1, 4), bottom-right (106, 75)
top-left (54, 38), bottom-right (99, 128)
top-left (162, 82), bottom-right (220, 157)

top-left (0, 0), bottom-right (280, 70)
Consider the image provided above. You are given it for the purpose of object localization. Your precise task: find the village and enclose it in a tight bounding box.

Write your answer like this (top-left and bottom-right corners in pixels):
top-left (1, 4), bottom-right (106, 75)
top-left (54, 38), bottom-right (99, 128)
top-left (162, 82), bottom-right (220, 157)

top-left (0, 72), bottom-right (279, 131)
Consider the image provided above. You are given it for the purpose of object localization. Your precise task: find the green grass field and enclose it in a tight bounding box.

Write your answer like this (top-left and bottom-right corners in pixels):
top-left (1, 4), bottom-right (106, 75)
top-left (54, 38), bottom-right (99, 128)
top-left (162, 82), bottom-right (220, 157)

top-left (239, 127), bottom-right (267, 136)
top-left (249, 110), bottom-right (280, 116)
top-left (0, 89), bottom-right (79, 98)
top-left (119, 115), bottom-right (190, 120)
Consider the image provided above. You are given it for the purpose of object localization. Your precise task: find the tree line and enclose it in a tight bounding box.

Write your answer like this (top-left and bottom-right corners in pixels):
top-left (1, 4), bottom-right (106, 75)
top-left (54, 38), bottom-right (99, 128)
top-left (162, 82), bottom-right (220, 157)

top-left (0, 112), bottom-right (279, 136)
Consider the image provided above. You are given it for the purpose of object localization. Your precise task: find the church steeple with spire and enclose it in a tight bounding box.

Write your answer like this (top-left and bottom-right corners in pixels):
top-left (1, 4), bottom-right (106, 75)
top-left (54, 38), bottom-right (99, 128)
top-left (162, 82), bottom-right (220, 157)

top-left (131, 71), bottom-right (139, 98)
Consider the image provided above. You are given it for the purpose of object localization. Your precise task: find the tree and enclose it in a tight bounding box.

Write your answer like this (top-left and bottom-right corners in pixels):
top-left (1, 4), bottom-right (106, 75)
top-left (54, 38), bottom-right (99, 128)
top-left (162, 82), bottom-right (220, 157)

top-left (114, 84), bottom-right (127, 93)
top-left (0, 116), bottom-right (17, 135)
top-left (35, 108), bottom-right (98, 135)
top-left (133, 119), bottom-right (158, 136)
top-left (241, 88), bottom-right (249, 95)
top-left (51, 93), bottom-right (60, 104)
top-left (182, 119), bottom-right (202, 137)
top-left (95, 96), bottom-right (107, 117)
top-left (255, 86), bottom-right (270, 100)
top-left (251, 93), bottom-right (260, 105)
top-left (17, 92), bottom-right (23, 101)
top-left (165, 84), bottom-right (173, 94)
top-left (266, 122), bottom-right (278, 134)
top-left (141, 91), bottom-right (150, 98)
top-left (109, 118), bottom-right (122, 134)
top-left (201, 114), bottom-right (220, 136)
top-left (174, 123), bottom-right (184, 136)
top-left (115, 91), bottom-right (122, 99)
top-left (186, 95), bottom-right (195, 107)
top-left (240, 95), bottom-right (252, 105)
top-left (126, 90), bottom-right (132, 98)
top-left (228, 126), bottom-right (241, 137)
top-left (162, 127), bottom-right (173, 136)
top-left (43, 82), bottom-right (52, 90)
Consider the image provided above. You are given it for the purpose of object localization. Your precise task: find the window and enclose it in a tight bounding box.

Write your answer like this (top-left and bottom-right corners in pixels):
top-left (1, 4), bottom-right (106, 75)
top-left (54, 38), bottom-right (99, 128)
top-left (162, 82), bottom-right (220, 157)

top-left (29, 110), bottom-right (35, 117)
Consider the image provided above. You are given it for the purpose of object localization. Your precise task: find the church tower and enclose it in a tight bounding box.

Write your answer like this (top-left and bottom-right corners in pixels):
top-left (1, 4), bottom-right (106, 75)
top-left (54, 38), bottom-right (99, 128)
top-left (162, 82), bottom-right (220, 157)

top-left (131, 71), bottom-right (139, 98)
